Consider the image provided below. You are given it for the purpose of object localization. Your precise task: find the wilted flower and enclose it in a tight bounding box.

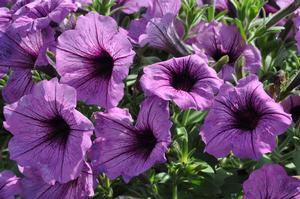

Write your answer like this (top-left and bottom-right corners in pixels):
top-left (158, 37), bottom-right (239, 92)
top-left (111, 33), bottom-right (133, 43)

top-left (91, 96), bottom-right (172, 182)
top-left (0, 27), bottom-right (55, 103)
top-left (192, 21), bottom-right (261, 80)
top-left (12, 0), bottom-right (77, 32)
top-left (200, 75), bottom-right (292, 160)
top-left (4, 78), bottom-right (94, 183)
top-left (0, 8), bottom-right (11, 31)
top-left (197, 0), bottom-right (228, 11)
top-left (139, 13), bottom-right (189, 56)
top-left (56, 12), bottom-right (135, 109)
top-left (281, 95), bottom-right (300, 123)
top-left (0, 170), bottom-right (21, 199)
top-left (10, 0), bottom-right (33, 12)
top-left (117, 0), bottom-right (150, 14)
top-left (0, 0), bottom-right (16, 7)
top-left (275, 0), bottom-right (294, 10)
top-left (74, 0), bottom-right (92, 7)
top-left (128, 0), bottom-right (181, 43)
top-left (21, 162), bottom-right (96, 199)
top-left (140, 55), bottom-right (222, 110)
top-left (243, 164), bottom-right (300, 199)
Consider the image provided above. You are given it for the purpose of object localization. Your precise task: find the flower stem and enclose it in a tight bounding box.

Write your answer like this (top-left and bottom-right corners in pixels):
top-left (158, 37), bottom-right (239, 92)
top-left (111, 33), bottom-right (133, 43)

top-left (172, 177), bottom-right (178, 199)
top-left (182, 109), bottom-right (191, 126)
top-left (266, 0), bottom-right (300, 29)
top-left (278, 129), bottom-right (294, 152)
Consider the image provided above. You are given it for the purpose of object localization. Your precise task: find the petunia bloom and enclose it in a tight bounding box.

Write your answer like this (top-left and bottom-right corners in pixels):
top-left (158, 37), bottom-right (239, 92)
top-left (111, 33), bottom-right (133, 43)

top-left (128, 0), bottom-right (181, 43)
top-left (200, 75), bottom-right (292, 160)
top-left (21, 162), bottom-right (96, 199)
top-left (0, 0), bottom-right (16, 7)
top-left (0, 27), bottom-right (56, 103)
top-left (281, 95), bottom-right (300, 123)
top-left (10, 0), bottom-right (34, 13)
top-left (117, 0), bottom-right (150, 14)
top-left (4, 78), bottom-right (94, 183)
top-left (0, 8), bottom-right (12, 31)
top-left (139, 13), bottom-right (189, 56)
top-left (192, 21), bottom-right (261, 81)
top-left (0, 171), bottom-right (21, 199)
top-left (274, 0), bottom-right (295, 11)
top-left (74, 0), bottom-right (92, 7)
top-left (12, 0), bottom-right (77, 32)
top-left (90, 96), bottom-right (172, 182)
top-left (140, 55), bottom-right (222, 110)
top-left (197, 0), bottom-right (228, 11)
top-left (243, 164), bottom-right (300, 199)
top-left (56, 12), bottom-right (135, 109)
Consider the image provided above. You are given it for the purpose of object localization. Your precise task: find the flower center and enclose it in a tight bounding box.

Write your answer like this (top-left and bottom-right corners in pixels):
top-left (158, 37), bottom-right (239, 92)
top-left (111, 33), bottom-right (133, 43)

top-left (47, 115), bottom-right (71, 145)
top-left (93, 51), bottom-right (114, 79)
top-left (212, 49), bottom-right (235, 64)
top-left (135, 129), bottom-right (157, 159)
top-left (211, 44), bottom-right (243, 64)
top-left (290, 105), bottom-right (300, 123)
top-left (233, 108), bottom-right (261, 131)
top-left (171, 69), bottom-right (197, 92)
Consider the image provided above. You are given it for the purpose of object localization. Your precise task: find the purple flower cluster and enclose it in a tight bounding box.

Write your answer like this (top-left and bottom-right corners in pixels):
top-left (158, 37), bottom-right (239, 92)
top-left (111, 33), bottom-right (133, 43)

top-left (0, 0), bottom-right (299, 198)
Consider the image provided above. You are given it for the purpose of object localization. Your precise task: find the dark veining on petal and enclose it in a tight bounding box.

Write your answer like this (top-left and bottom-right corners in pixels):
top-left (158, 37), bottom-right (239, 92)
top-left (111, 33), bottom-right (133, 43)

top-left (212, 48), bottom-right (240, 64)
top-left (92, 51), bottom-right (114, 79)
top-left (46, 115), bottom-right (71, 146)
top-left (134, 129), bottom-right (157, 159)
top-left (233, 108), bottom-right (261, 131)
top-left (170, 58), bottom-right (198, 92)
top-left (171, 69), bottom-right (197, 92)
top-left (211, 32), bottom-right (243, 64)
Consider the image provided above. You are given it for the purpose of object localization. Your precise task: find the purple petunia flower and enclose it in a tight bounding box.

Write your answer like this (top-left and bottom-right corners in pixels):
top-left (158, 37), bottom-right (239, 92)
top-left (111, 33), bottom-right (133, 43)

top-left (12, 0), bottom-right (77, 32)
top-left (0, 27), bottom-right (55, 103)
top-left (275, 0), bottom-right (294, 10)
top-left (0, 0), bottom-right (16, 7)
top-left (197, 0), bottom-right (228, 11)
top-left (0, 0), bottom-right (8, 7)
top-left (117, 0), bottom-right (150, 14)
top-left (21, 162), bottom-right (96, 199)
top-left (0, 7), bottom-right (12, 31)
top-left (4, 78), bottom-right (94, 183)
top-left (56, 12), bottom-right (135, 109)
top-left (200, 75), bottom-right (292, 160)
top-left (139, 13), bottom-right (189, 56)
top-left (292, 6), bottom-right (300, 54)
top-left (10, 0), bottom-right (34, 13)
top-left (281, 95), bottom-right (300, 123)
top-left (90, 96), bottom-right (172, 182)
top-left (140, 55), bottom-right (222, 110)
top-left (74, 0), bottom-right (92, 7)
top-left (0, 170), bottom-right (21, 199)
top-left (243, 164), bottom-right (300, 199)
top-left (192, 21), bottom-right (261, 81)
top-left (128, 0), bottom-right (181, 43)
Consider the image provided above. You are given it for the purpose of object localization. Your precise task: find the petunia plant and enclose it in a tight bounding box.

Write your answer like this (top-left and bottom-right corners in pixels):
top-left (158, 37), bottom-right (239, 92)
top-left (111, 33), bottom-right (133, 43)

top-left (0, 0), bottom-right (300, 198)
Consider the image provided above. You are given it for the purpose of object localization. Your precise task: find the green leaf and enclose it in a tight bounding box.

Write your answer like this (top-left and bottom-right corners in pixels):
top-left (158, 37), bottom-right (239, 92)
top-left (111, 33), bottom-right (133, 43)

top-left (293, 150), bottom-right (300, 174)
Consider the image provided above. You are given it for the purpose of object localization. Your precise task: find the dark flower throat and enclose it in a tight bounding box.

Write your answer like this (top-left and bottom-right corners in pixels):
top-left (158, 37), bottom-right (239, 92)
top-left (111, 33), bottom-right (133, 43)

top-left (233, 108), bottom-right (261, 131)
top-left (46, 115), bottom-right (71, 145)
top-left (93, 51), bottom-right (114, 79)
top-left (171, 69), bottom-right (197, 92)
top-left (135, 129), bottom-right (157, 159)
